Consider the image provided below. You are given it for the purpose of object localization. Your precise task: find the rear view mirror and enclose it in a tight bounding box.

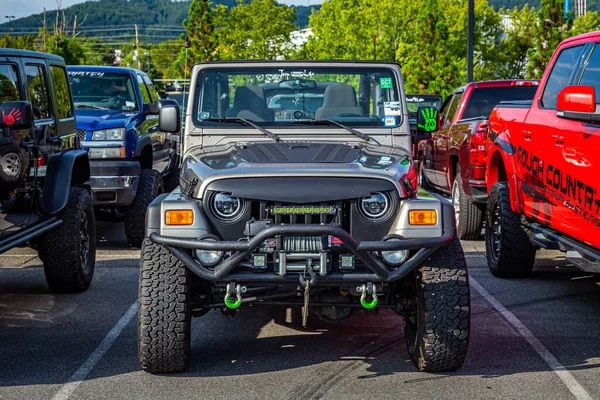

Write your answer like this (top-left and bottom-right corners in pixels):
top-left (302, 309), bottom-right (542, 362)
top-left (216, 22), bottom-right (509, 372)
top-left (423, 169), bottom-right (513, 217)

top-left (0, 101), bottom-right (33, 130)
top-left (416, 106), bottom-right (440, 134)
top-left (557, 86), bottom-right (597, 122)
top-left (158, 100), bottom-right (181, 133)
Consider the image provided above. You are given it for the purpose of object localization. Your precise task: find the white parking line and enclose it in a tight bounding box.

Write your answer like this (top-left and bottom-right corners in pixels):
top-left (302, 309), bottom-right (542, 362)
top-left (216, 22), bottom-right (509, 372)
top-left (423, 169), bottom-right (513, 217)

top-left (51, 301), bottom-right (138, 400)
top-left (470, 278), bottom-right (593, 400)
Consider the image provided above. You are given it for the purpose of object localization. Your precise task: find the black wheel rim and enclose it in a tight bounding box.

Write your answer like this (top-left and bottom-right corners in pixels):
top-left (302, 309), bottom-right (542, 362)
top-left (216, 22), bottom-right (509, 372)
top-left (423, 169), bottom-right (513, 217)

top-left (488, 201), bottom-right (502, 261)
top-left (79, 212), bottom-right (90, 270)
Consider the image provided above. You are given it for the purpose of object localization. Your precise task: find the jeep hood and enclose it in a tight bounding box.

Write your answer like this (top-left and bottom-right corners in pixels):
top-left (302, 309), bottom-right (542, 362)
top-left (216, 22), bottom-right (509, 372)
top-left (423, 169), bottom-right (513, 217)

top-left (74, 109), bottom-right (136, 131)
top-left (182, 142), bottom-right (417, 199)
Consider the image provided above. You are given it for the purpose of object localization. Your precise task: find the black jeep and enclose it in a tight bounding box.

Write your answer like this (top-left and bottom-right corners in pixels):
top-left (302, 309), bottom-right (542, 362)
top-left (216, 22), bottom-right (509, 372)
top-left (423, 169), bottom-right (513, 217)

top-left (0, 49), bottom-right (96, 292)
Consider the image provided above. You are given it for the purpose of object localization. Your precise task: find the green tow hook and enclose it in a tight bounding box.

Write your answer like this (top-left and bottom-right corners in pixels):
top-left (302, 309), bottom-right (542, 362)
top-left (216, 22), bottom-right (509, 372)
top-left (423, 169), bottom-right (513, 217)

top-left (359, 284), bottom-right (378, 309)
top-left (225, 284), bottom-right (242, 309)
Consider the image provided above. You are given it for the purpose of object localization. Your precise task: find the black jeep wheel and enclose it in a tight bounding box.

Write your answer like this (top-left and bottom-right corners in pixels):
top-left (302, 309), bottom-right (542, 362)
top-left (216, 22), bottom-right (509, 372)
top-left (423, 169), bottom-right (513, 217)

top-left (452, 168), bottom-right (484, 240)
top-left (42, 187), bottom-right (96, 292)
top-left (124, 169), bottom-right (163, 247)
top-left (138, 239), bottom-right (191, 373)
top-left (418, 157), bottom-right (432, 191)
top-left (485, 182), bottom-right (536, 277)
top-left (0, 145), bottom-right (27, 190)
top-left (404, 238), bottom-right (470, 372)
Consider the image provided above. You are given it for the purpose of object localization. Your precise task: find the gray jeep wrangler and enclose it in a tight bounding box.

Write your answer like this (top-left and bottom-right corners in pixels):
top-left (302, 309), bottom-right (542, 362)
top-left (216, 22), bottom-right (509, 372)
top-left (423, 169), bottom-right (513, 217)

top-left (139, 61), bottom-right (470, 373)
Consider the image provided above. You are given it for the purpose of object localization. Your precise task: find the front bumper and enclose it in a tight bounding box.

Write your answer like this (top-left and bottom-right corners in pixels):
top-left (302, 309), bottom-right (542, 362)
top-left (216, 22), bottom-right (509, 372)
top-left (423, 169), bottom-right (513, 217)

top-left (89, 160), bottom-right (140, 206)
top-left (148, 193), bottom-right (456, 285)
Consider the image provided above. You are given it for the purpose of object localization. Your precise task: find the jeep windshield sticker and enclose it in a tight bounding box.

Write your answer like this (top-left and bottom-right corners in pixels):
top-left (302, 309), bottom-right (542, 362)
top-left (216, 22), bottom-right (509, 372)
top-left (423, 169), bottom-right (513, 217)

top-left (278, 69), bottom-right (315, 80)
top-left (68, 71), bottom-right (105, 77)
top-left (407, 97), bottom-right (425, 103)
top-left (517, 145), bottom-right (600, 227)
top-left (124, 101), bottom-right (136, 110)
top-left (380, 77), bottom-right (393, 89)
top-left (1, 108), bottom-right (20, 126)
top-left (384, 116), bottom-right (396, 127)
top-left (384, 101), bottom-right (401, 116)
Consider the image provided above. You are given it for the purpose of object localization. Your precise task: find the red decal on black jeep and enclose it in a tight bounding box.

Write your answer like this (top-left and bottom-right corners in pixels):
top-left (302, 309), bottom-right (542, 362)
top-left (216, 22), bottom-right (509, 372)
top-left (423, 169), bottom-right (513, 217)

top-left (2, 108), bottom-right (21, 126)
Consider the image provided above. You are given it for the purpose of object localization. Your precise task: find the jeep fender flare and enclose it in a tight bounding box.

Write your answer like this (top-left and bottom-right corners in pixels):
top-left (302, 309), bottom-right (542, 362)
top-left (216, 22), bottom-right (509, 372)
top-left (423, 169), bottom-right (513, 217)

top-left (41, 149), bottom-right (91, 215)
top-left (486, 131), bottom-right (521, 214)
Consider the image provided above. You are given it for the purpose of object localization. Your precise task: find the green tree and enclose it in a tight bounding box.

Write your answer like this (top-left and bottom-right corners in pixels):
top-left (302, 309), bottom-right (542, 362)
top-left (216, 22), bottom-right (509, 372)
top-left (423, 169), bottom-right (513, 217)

top-left (400, 0), bottom-right (462, 97)
top-left (45, 34), bottom-right (88, 65)
top-left (172, 0), bottom-right (218, 79)
top-left (571, 11), bottom-right (600, 35)
top-left (0, 34), bottom-right (36, 50)
top-left (496, 5), bottom-right (537, 78)
top-left (527, 0), bottom-right (572, 78)
top-left (217, 0), bottom-right (296, 60)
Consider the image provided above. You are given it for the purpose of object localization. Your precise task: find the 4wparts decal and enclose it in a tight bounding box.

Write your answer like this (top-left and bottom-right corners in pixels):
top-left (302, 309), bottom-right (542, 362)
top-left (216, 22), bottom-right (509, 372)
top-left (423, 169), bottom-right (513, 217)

top-left (517, 145), bottom-right (600, 227)
top-left (2, 108), bottom-right (21, 126)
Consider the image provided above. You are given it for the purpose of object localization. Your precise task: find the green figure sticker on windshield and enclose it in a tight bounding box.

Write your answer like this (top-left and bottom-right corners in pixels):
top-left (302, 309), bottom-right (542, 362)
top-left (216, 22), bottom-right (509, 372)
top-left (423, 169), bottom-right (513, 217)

top-left (418, 108), bottom-right (438, 132)
top-left (380, 77), bottom-right (392, 89)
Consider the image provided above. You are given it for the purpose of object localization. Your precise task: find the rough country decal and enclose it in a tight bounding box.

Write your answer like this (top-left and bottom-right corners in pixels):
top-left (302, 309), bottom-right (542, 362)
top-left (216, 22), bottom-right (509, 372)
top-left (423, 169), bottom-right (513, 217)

top-left (518, 145), bottom-right (600, 227)
top-left (2, 108), bottom-right (21, 126)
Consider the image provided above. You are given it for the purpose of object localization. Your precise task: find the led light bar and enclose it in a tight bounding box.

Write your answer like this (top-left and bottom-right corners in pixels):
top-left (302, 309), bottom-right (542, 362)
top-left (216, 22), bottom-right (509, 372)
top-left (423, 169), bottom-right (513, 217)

top-left (270, 205), bottom-right (336, 215)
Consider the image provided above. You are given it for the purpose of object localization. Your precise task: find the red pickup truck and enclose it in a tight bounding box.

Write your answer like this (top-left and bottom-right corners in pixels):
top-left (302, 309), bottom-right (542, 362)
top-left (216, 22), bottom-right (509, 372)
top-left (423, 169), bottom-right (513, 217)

top-left (485, 31), bottom-right (600, 277)
top-left (417, 80), bottom-right (538, 239)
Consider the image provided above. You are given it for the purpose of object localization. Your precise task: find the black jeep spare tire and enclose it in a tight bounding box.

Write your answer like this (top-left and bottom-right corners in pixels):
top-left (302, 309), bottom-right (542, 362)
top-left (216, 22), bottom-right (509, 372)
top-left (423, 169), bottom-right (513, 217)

top-left (138, 239), bottom-right (191, 373)
top-left (0, 144), bottom-right (28, 190)
top-left (404, 238), bottom-right (470, 372)
top-left (42, 187), bottom-right (96, 292)
top-left (124, 169), bottom-right (163, 247)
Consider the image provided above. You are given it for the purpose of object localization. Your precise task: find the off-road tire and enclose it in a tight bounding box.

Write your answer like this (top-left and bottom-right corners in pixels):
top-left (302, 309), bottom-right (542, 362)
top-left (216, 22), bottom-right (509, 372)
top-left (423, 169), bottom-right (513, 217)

top-left (0, 145), bottom-right (28, 191)
top-left (485, 182), bottom-right (536, 277)
top-left (42, 187), bottom-right (96, 292)
top-left (418, 157), bottom-right (433, 191)
top-left (452, 170), bottom-right (484, 240)
top-left (124, 169), bottom-right (163, 247)
top-left (404, 238), bottom-right (470, 372)
top-left (138, 239), bottom-right (191, 373)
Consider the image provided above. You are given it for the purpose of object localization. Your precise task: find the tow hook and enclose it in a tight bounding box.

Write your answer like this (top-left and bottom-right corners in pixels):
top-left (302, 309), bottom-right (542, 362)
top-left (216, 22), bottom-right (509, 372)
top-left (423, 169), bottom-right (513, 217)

top-left (224, 283), bottom-right (244, 309)
top-left (357, 283), bottom-right (378, 309)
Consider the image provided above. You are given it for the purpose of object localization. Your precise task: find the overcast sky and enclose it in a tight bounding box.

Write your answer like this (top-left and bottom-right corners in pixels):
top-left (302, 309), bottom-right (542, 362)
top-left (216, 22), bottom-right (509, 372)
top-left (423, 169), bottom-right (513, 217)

top-left (3, 0), bottom-right (324, 20)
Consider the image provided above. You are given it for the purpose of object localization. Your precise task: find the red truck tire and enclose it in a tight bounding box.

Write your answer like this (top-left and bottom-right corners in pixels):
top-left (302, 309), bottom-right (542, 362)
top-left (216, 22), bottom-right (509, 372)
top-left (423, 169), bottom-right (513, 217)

top-left (485, 182), bottom-right (536, 277)
top-left (452, 168), bottom-right (484, 240)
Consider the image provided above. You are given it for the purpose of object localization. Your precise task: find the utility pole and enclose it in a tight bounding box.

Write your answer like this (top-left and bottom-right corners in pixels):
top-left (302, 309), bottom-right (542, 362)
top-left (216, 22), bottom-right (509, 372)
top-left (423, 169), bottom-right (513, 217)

top-left (73, 14), bottom-right (77, 37)
top-left (373, 35), bottom-right (377, 61)
top-left (42, 9), bottom-right (47, 50)
top-left (5, 16), bottom-right (15, 33)
top-left (135, 24), bottom-right (141, 70)
top-left (466, 0), bottom-right (474, 83)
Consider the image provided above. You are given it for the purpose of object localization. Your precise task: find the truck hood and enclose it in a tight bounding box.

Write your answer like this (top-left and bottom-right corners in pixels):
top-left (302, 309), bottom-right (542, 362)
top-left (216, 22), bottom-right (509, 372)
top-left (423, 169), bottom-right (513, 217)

top-left (182, 142), bottom-right (417, 199)
top-left (74, 109), bottom-right (137, 131)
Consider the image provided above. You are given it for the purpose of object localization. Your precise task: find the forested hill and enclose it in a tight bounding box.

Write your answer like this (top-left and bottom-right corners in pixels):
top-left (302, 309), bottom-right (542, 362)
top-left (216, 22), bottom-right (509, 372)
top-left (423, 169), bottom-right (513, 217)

top-left (0, 0), bottom-right (319, 32)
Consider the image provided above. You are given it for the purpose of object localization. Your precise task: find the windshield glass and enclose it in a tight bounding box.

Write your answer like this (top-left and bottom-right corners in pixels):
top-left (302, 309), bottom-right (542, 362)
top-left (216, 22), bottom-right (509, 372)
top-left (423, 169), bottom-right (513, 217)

top-left (68, 71), bottom-right (138, 111)
top-left (166, 92), bottom-right (187, 114)
top-left (406, 95), bottom-right (442, 117)
top-left (0, 64), bottom-right (20, 104)
top-left (462, 86), bottom-right (537, 119)
top-left (194, 66), bottom-right (401, 127)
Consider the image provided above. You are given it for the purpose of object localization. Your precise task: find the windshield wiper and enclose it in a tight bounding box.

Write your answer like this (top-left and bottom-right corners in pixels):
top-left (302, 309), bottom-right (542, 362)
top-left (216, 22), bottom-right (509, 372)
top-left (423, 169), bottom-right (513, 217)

top-left (292, 119), bottom-right (374, 143)
top-left (202, 117), bottom-right (280, 142)
top-left (76, 104), bottom-right (108, 110)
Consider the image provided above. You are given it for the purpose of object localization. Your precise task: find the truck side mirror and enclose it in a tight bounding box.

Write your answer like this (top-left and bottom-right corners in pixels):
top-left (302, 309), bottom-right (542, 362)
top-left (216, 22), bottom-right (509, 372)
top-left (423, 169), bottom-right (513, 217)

top-left (416, 106), bottom-right (440, 134)
top-left (158, 100), bottom-right (181, 133)
top-left (0, 101), bottom-right (33, 131)
top-left (557, 85), bottom-right (596, 121)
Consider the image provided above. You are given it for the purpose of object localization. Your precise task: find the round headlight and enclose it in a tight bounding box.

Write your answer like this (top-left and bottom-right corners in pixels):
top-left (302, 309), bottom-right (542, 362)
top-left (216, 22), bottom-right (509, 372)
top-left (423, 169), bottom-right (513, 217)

top-left (360, 192), bottom-right (389, 219)
top-left (195, 237), bottom-right (224, 267)
top-left (379, 237), bottom-right (409, 267)
top-left (212, 192), bottom-right (242, 219)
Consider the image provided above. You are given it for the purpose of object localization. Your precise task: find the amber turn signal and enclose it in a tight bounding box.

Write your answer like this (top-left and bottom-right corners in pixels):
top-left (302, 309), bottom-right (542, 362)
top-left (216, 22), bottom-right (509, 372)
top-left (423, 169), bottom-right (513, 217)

top-left (165, 210), bottom-right (194, 225)
top-left (409, 210), bottom-right (437, 225)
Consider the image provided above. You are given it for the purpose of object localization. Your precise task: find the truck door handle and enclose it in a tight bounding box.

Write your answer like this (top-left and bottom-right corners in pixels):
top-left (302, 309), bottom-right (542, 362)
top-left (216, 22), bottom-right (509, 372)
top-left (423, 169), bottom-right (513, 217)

top-left (552, 134), bottom-right (565, 145)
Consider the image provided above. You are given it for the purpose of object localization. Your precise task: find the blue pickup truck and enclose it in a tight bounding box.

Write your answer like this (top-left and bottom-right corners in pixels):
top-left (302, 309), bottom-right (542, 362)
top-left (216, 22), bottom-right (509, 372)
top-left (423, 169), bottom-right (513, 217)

top-left (67, 66), bottom-right (179, 247)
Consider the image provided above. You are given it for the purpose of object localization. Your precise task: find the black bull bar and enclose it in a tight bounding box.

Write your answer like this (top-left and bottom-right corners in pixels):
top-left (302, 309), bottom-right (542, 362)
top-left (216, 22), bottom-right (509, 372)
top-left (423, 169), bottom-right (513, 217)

top-left (150, 199), bottom-right (456, 285)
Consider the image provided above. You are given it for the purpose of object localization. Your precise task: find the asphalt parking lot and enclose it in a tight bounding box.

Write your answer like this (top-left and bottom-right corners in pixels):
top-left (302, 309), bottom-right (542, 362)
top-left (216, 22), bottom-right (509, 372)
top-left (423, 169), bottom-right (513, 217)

top-left (2, 221), bottom-right (600, 400)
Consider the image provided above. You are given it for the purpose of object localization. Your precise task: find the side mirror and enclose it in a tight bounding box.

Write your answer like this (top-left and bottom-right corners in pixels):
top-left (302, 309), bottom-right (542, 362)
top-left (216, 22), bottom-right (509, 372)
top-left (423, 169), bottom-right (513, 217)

top-left (158, 100), bottom-right (181, 133)
top-left (0, 101), bottom-right (33, 130)
top-left (416, 106), bottom-right (440, 134)
top-left (557, 85), bottom-right (597, 121)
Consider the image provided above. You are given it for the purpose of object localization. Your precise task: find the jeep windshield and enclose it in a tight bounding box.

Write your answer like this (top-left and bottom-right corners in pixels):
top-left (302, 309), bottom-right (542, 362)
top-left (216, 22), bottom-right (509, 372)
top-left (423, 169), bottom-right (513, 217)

top-left (194, 66), bottom-right (401, 127)
top-left (406, 95), bottom-right (442, 118)
top-left (68, 71), bottom-right (138, 111)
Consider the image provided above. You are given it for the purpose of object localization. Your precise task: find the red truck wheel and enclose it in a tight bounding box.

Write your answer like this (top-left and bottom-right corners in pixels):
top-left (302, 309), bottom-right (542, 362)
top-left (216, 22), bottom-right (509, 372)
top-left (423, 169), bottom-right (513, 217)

top-left (452, 169), bottom-right (484, 240)
top-left (485, 182), bottom-right (536, 277)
